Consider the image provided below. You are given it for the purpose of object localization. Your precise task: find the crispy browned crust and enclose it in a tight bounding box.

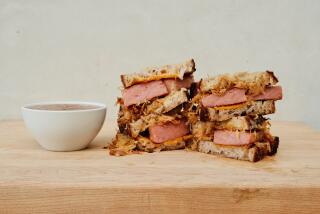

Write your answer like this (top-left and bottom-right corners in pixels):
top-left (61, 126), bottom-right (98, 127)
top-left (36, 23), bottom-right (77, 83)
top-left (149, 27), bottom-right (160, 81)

top-left (121, 59), bottom-right (196, 88)
top-left (252, 145), bottom-right (266, 162)
top-left (199, 71), bottom-right (279, 95)
top-left (253, 134), bottom-right (279, 156)
top-left (264, 133), bottom-right (279, 155)
top-left (270, 136), bottom-right (279, 155)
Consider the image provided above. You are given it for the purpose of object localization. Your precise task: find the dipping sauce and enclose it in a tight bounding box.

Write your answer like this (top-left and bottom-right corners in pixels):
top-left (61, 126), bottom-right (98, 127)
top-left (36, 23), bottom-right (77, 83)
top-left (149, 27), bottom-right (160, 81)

top-left (27, 104), bottom-right (100, 111)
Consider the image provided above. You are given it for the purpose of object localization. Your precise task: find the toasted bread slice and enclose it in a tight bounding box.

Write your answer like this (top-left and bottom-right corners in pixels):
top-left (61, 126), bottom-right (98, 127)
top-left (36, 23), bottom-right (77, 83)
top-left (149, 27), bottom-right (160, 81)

top-left (206, 100), bottom-right (275, 122)
top-left (146, 89), bottom-right (188, 114)
top-left (198, 138), bottom-right (279, 162)
top-left (121, 59), bottom-right (196, 88)
top-left (200, 71), bottom-right (278, 95)
top-left (215, 115), bottom-right (269, 131)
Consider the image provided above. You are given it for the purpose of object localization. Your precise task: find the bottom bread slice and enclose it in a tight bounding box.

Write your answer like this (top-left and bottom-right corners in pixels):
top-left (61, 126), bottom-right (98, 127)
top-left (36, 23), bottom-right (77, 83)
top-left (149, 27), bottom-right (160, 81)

top-left (198, 137), bottom-right (279, 162)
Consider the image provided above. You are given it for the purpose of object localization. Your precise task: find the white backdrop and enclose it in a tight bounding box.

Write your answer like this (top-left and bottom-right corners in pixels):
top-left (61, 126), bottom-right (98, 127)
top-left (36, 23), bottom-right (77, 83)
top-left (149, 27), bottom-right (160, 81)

top-left (1, 0), bottom-right (319, 129)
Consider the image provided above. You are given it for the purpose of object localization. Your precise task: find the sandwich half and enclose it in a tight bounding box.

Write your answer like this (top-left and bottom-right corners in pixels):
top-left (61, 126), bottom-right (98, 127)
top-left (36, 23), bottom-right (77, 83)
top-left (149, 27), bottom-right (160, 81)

top-left (110, 59), bottom-right (196, 156)
top-left (188, 71), bottom-right (282, 162)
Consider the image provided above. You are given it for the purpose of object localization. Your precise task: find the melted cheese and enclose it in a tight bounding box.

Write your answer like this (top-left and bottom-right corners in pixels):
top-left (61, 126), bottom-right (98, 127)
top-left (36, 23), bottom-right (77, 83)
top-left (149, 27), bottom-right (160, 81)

top-left (213, 102), bottom-right (247, 110)
top-left (163, 135), bottom-right (193, 146)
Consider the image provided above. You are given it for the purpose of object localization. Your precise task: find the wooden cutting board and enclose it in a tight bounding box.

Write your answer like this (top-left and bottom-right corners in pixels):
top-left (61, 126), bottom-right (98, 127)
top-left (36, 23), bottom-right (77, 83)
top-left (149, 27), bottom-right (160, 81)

top-left (0, 120), bottom-right (320, 214)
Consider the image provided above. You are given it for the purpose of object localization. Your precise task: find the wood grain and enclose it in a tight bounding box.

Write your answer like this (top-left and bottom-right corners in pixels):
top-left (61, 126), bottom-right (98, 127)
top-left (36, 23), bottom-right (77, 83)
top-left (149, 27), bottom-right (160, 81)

top-left (0, 120), bottom-right (320, 213)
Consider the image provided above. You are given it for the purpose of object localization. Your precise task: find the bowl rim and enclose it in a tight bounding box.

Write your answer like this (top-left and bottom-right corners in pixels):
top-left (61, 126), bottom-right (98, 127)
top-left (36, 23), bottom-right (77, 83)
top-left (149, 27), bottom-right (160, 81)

top-left (21, 101), bottom-right (106, 113)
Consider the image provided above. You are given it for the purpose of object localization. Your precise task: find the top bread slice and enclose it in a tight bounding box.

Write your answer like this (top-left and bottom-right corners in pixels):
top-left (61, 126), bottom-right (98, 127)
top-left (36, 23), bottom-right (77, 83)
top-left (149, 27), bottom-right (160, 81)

top-left (199, 71), bottom-right (278, 96)
top-left (121, 59), bottom-right (196, 88)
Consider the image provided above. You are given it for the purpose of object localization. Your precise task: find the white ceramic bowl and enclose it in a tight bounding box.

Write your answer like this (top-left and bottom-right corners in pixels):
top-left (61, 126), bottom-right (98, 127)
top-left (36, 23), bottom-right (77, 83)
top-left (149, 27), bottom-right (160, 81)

top-left (21, 101), bottom-right (106, 152)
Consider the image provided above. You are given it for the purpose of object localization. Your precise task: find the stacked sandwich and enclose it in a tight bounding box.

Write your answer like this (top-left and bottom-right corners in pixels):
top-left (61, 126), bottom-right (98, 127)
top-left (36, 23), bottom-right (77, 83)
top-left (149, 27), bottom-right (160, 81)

top-left (109, 59), bottom-right (283, 162)
top-left (188, 71), bottom-right (283, 162)
top-left (109, 59), bottom-right (196, 156)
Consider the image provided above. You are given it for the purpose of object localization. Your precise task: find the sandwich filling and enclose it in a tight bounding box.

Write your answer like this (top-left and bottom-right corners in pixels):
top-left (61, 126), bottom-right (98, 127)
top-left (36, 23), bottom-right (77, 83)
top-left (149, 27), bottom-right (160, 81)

top-left (122, 80), bottom-right (168, 107)
top-left (149, 120), bottom-right (190, 143)
top-left (122, 75), bottom-right (194, 106)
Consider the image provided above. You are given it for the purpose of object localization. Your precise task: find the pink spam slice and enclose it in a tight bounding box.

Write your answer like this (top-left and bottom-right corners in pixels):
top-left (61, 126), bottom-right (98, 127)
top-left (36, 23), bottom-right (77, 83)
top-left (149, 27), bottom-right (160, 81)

top-left (122, 80), bottom-right (168, 107)
top-left (201, 88), bottom-right (247, 107)
top-left (201, 86), bottom-right (283, 107)
top-left (252, 86), bottom-right (282, 101)
top-left (149, 120), bottom-right (189, 143)
top-left (213, 130), bottom-right (256, 146)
